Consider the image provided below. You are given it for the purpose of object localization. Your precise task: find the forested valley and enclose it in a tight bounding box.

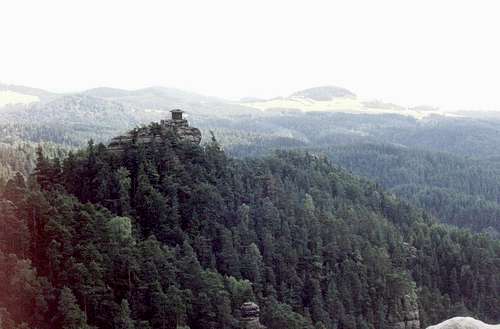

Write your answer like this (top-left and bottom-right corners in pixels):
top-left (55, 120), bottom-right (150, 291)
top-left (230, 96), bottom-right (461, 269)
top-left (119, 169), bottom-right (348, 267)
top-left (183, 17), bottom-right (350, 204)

top-left (0, 125), bottom-right (498, 329)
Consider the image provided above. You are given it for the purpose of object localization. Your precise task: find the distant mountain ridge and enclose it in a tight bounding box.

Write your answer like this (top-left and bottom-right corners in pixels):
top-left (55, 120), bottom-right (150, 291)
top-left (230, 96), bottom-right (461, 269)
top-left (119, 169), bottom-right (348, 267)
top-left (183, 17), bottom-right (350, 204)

top-left (2, 82), bottom-right (500, 160)
top-left (0, 83), bottom-right (256, 119)
top-left (0, 83), bottom-right (259, 146)
top-left (0, 83), bottom-right (57, 108)
top-left (0, 83), bottom-right (463, 121)
top-left (1, 94), bottom-right (136, 127)
top-left (0, 83), bottom-right (56, 100)
top-left (290, 85), bottom-right (356, 100)
top-left (240, 85), bottom-right (457, 119)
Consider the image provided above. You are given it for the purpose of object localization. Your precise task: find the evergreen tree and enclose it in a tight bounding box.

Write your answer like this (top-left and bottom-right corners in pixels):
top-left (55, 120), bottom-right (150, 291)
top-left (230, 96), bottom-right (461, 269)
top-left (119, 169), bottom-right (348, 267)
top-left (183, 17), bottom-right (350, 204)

top-left (114, 300), bottom-right (135, 329)
top-left (55, 287), bottom-right (92, 329)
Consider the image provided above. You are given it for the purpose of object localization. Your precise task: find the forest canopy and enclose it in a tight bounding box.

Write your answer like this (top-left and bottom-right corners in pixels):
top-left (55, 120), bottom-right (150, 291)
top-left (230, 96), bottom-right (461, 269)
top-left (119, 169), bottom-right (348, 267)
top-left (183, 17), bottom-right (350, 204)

top-left (0, 125), bottom-right (499, 329)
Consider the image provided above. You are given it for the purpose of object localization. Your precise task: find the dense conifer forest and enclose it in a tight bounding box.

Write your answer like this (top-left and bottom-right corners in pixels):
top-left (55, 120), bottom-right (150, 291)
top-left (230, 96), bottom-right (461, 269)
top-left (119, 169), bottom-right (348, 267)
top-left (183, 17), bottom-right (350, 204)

top-left (324, 144), bottom-right (500, 237)
top-left (0, 142), bottom-right (67, 189)
top-left (0, 125), bottom-right (498, 328)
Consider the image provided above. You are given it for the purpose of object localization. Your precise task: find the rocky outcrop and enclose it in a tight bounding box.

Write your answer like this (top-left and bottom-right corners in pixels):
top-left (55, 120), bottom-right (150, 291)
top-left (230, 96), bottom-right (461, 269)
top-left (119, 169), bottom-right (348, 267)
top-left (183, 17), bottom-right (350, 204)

top-left (159, 118), bottom-right (202, 144)
top-left (240, 302), bottom-right (266, 329)
top-left (0, 199), bottom-right (17, 214)
top-left (388, 290), bottom-right (421, 329)
top-left (427, 317), bottom-right (500, 329)
top-left (108, 110), bottom-right (201, 153)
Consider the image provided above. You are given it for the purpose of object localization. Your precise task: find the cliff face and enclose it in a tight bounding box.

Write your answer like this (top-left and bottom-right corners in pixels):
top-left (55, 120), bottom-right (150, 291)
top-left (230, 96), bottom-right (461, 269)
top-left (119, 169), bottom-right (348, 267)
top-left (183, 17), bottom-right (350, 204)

top-left (240, 302), bottom-right (266, 329)
top-left (388, 288), bottom-right (421, 329)
top-left (108, 115), bottom-right (201, 153)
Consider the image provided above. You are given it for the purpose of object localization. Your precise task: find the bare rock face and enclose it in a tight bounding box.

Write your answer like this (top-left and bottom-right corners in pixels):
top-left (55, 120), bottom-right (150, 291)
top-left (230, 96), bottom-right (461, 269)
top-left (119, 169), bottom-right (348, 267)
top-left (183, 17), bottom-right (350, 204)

top-left (165, 119), bottom-right (202, 145)
top-left (0, 199), bottom-right (17, 214)
top-left (108, 109), bottom-right (201, 153)
top-left (240, 302), bottom-right (266, 329)
top-left (427, 317), bottom-right (500, 329)
top-left (388, 291), bottom-right (421, 329)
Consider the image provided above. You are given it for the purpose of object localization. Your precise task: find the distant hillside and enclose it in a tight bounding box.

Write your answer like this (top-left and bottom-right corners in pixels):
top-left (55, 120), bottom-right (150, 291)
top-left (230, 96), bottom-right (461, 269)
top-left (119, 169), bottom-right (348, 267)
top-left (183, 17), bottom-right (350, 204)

top-left (221, 112), bottom-right (500, 159)
top-left (290, 85), bottom-right (356, 100)
top-left (0, 83), bottom-right (56, 108)
top-left (0, 83), bottom-right (56, 101)
top-left (241, 86), bottom-right (456, 119)
top-left (4, 82), bottom-right (500, 163)
top-left (1, 94), bottom-right (138, 135)
top-left (0, 84), bottom-right (259, 147)
top-left (326, 143), bottom-right (500, 235)
top-left (82, 86), bottom-right (257, 118)
top-left (3, 83), bottom-right (500, 164)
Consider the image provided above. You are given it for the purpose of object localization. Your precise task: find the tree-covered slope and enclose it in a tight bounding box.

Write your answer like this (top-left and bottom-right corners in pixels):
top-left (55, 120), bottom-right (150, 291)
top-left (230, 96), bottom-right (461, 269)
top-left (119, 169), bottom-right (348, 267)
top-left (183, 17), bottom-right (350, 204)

top-left (0, 125), bottom-right (498, 329)
top-left (325, 144), bottom-right (500, 236)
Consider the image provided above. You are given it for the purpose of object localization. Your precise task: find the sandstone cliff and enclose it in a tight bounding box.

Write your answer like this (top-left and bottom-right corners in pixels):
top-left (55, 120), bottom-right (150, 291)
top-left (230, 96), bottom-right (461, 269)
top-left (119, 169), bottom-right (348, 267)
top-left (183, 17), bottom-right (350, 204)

top-left (240, 302), bottom-right (266, 329)
top-left (388, 287), bottom-right (421, 329)
top-left (108, 110), bottom-right (201, 153)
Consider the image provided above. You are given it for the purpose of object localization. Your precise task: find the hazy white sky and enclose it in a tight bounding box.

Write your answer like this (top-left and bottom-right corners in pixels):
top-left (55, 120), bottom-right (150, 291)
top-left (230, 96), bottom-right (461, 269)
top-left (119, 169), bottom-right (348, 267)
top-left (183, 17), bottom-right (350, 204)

top-left (2, 0), bottom-right (500, 110)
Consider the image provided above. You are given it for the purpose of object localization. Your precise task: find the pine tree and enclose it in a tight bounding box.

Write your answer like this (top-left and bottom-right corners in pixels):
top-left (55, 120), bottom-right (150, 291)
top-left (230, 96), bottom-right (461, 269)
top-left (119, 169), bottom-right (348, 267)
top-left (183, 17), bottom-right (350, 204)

top-left (55, 287), bottom-right (92, 329)
top-left (217, 228), bottom-right (241, 277)
top-left (240, 243), bottom-right (263, 284)
top-left (3, 172), bottom-right (26, 204)
top-left (114, 300), bottom-right (135, 329)
top-left (115, 167), bottom-right (132, 215)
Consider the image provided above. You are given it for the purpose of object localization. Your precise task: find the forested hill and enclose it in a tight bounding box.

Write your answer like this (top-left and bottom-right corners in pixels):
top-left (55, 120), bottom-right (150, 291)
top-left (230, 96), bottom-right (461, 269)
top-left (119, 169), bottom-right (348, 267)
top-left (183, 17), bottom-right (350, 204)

top-left (325, 144), bottom-right (500, 237)
top-left (0, 124), bottom-right (499, 329)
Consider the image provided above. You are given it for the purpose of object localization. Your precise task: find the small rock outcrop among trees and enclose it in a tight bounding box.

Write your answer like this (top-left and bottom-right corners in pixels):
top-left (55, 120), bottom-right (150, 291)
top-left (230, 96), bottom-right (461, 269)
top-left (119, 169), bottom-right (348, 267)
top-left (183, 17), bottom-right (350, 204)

top-left (241, 302), bottom-right (266, 329)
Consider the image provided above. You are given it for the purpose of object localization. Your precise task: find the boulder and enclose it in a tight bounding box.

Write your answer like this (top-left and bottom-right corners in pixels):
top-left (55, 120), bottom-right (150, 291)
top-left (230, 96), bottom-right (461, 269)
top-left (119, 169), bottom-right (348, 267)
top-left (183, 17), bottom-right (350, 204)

top-left (427, 317), bottom-right (500, 329)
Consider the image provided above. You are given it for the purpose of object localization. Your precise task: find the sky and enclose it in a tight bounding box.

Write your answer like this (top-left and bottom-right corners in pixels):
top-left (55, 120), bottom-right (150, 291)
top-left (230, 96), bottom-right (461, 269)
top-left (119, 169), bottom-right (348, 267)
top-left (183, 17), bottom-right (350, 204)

top-left (1, 0), bottom-right (500, 110)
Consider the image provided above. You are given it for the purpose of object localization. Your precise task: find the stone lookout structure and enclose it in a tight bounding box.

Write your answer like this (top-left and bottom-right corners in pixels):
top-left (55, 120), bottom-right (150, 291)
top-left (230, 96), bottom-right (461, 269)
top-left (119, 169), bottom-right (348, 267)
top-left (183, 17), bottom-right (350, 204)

top-left (108, 109), bottom-right (201, 152)
top-left (240, 302), bottom-right (266, 329)
top-left (170, 108), bottom-right (184, 120)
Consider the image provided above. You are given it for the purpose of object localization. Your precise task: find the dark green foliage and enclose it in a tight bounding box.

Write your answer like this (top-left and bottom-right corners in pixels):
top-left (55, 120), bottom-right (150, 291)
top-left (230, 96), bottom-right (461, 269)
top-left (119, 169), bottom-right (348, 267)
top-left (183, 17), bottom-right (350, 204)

top-left (0, 142), bottom-right (66, 191)
top-left (326, 144), bottom-right (500, 235)
top-left (55, 287), bottom-right (93, 329)
top-left (0, 125), bottom-right (498, 329)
